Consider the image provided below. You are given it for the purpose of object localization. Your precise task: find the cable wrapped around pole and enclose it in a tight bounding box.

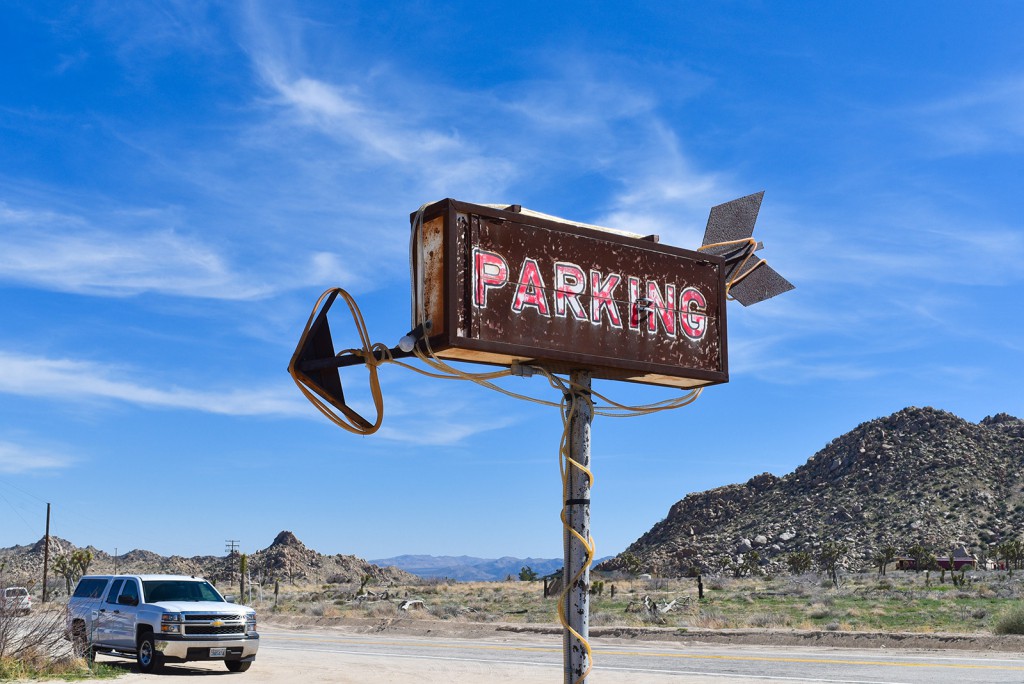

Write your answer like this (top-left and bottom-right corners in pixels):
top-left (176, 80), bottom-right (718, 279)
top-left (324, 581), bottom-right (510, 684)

top-left (560, 370), bottom-right (594, 684)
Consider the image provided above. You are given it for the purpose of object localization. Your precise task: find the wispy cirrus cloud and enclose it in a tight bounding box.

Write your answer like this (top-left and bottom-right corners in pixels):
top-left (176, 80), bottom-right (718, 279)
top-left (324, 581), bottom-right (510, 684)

top-left (0, 349), bottom-right (519, 445)
top-left (596, 122), bottom-right (734, 246)
top-left (911, 76), bottom-right (1024, 155)
top-left (775, 205), bottom-right (1024, 290)
top-left (0, 350), bottom-right (306, 417)
top-left (0, 440), bottom-right (74, 474)
top-left (376, 406), bottom-right (518, 447)
top-left (0, 201), bottom-right (363, 300)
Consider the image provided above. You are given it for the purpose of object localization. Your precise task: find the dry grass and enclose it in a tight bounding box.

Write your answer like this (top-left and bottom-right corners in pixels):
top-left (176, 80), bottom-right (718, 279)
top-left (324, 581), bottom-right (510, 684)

top-left (260, 569), bottom-right (1024, 635)
top-left (0, 604), bottom-right (120, 680)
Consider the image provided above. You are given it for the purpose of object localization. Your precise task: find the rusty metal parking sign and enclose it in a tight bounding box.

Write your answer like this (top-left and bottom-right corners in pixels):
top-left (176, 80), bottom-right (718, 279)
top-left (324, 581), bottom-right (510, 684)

top-left (412, 199), bottom-right (728, 388)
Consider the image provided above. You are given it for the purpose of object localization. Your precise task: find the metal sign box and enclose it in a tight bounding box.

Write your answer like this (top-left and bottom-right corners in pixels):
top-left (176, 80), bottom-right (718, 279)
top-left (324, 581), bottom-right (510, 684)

top-left (411, 199), bottom-right (728, 389)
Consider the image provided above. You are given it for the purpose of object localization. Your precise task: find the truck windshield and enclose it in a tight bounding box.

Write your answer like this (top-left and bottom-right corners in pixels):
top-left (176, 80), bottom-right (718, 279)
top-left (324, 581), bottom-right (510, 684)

top-left (142, 580), bottom-right (223, 603)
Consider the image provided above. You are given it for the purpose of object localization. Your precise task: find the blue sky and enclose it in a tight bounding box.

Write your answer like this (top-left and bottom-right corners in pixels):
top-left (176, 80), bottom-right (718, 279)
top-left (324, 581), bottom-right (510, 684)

top-left (1, 1), bottom-right (1021, 561)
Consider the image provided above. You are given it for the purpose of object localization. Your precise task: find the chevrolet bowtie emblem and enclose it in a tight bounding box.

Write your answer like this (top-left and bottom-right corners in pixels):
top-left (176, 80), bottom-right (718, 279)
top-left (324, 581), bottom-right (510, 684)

top-left (212, 620), bottom-right (223, 627)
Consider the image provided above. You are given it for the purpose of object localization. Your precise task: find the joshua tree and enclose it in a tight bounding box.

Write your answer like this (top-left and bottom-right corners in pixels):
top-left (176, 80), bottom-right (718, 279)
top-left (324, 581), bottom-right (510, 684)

top-left (240, 553), bottom-right (248, 601)
top-left (906, 543), bottom-right (930, 572)
top-left (818, 542), bottom-right (847, 588)
top-left (786, 551), bottom-right (812, 575)
top-left (619, 552), bottom-right (643, 577)
top-left (53, 549), bottom-right (93, 595)
top-left (873, 545), bottom-right (897, 576)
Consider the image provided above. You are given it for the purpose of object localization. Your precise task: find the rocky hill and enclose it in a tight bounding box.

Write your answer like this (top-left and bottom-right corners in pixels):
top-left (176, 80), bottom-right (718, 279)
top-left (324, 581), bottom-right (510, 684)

top-left (600, 407), bottom-right (1024, 576)
top-left (0, 530), bottom-right (414, 596)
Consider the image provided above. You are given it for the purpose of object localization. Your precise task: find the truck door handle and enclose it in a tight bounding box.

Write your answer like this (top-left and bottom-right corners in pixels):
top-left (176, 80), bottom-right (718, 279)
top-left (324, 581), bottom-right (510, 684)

top-left (98, 609), bottom-right (106, 613)
top-left (112, 610), bottom-right (120, 614)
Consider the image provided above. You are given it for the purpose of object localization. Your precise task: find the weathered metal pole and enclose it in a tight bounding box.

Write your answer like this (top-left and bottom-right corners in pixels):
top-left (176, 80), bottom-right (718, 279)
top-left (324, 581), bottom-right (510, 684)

top-left (563, 370), bottom-right (592, 684)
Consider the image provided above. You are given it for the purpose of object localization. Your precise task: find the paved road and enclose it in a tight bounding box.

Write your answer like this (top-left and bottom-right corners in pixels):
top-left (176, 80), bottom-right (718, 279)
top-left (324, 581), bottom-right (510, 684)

top-left (251, 625), bottom-right (1024, 683)
top-left (79, 625), bottom-right (1024, 682)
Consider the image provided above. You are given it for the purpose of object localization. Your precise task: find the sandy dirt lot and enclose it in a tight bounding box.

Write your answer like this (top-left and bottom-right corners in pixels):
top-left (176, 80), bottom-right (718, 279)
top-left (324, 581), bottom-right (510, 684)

top-left (74, 627), bottom-right (716, 684)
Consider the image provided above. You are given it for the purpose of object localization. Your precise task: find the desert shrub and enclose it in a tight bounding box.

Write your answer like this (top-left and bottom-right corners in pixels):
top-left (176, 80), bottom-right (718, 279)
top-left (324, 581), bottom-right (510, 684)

top-left (428, 603), bottom-right (464, 620)
top-left (993, 606), bottom-right (1024, 634)
top-left (365, 601), bottom-right (399, 618)
top-left (307, 603), bottom-right (338, 618)
top-left (693, 607), bottom-right (727, 629)
top-left (747, 612), bottom-right (788, 628)
top-left (824, 621), bottom-right (841, 631)
top-left (806, 603), bottom-right (831, 619)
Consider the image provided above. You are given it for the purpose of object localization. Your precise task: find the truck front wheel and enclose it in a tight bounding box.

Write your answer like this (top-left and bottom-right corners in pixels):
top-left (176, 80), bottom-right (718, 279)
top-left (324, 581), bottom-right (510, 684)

top-left (71, 621), bottom-right (93, 664)
top-left (225, 660), bottom-right (251, 672)
top-left (136, 632), bottom-right (163, 673)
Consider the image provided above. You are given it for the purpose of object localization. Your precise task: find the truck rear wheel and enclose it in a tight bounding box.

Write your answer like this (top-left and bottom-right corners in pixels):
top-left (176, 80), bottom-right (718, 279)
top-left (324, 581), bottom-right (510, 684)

top-left (225, 660), bottom-right (251, 672)
top-left (136, 632), bottom-right (163, 673)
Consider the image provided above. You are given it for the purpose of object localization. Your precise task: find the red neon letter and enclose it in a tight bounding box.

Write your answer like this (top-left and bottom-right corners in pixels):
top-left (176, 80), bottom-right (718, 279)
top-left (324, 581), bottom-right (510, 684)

top-left (590, 270), bottom-right (622, 327)
top-left (554, 262), bottom-right (588, 321)
top-left (679, 287), bottom-right (707, 340)
top-left (512, 258), bottom-right (550, 316)
top-left (646, 282), bottom-right (676, 337)
top-left (627, 276), bottom-right (642, 331)
top-left (473, 249), bottom-right (508, 308)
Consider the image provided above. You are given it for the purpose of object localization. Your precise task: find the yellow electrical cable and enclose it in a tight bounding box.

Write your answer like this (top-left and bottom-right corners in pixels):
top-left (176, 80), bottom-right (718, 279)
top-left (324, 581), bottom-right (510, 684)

top-left (555, 387), bottom-right (596, 684)
top-left (292, 286), bottom-right (706, 684)
top-left (288, 288), bottom-right (385, 436)
top-left (698, 237), bottom-right (764, 300)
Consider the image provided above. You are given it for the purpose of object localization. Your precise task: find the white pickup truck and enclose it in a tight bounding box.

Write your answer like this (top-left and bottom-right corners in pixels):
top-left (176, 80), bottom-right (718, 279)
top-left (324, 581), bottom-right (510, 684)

top-left (67, 574), bottom-right (258, 673)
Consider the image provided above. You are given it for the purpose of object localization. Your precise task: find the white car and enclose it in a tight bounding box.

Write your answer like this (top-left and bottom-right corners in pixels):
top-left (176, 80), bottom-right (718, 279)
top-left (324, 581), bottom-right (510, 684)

top-left (2, 587), bottom-right (32, 616)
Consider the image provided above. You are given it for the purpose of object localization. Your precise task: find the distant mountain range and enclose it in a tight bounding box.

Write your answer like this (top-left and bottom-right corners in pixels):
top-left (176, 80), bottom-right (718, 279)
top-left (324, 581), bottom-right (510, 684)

top-left (369, 555), bottom-right (567, 581)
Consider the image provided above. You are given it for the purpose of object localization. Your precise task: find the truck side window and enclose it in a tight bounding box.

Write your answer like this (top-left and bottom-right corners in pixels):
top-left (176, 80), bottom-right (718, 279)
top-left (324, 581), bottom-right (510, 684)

top-left (120, 579), bottom-right (140, 605)
top-left (105, 579), bottom-right (125, 604)
top-left (73, 578), bottom-right (109, 598)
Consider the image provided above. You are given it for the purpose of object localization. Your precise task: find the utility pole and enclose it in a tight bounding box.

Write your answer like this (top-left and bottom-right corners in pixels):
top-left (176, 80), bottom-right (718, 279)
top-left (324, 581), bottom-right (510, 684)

top-left (225, 540), bottom-right (239, 587)
top-left (562, 370), bottom-right (592, 684)
top-left (42, 503), bottom-right (51, 603)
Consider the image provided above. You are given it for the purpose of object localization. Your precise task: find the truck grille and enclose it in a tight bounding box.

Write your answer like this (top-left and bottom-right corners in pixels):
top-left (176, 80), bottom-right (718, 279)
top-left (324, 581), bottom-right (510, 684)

top-left (181, 612), bottom-right (246, 636)
top-left (186, 624), bottom-right (245, 635)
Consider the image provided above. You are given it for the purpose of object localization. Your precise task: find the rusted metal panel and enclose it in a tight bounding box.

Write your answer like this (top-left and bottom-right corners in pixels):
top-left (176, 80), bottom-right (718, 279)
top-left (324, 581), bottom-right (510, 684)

top-left (411, 199), bottom-right (728, 389)
top-left (420, 216), bottom-right (446, 337)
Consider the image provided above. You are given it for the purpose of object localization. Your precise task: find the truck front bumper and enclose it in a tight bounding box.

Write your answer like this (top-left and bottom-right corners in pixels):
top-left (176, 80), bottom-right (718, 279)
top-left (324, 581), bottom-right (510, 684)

top-left (155, 633), bottom-right (259, 662)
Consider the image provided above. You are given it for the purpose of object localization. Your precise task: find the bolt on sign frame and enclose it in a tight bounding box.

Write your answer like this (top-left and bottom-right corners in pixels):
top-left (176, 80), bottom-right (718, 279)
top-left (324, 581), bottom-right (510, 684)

top-left (411, 199), bottom-right (729, 388)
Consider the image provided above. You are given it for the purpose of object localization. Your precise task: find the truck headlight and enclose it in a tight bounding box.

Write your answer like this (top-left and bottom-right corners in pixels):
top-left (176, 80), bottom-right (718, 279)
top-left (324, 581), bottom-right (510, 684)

top-left (161, 613), bottom-right (183, 633)
top-left (245, 611), bottom-right (257, 632)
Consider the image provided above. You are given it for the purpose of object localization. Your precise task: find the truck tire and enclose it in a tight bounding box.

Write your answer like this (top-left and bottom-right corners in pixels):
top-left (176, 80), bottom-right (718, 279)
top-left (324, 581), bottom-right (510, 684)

top-left (225, 660), bottom-right (251, 672)
top-left (136, 632), bottom-right (163, 673)
top-left (71, 621), bottom-right (94, 664)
